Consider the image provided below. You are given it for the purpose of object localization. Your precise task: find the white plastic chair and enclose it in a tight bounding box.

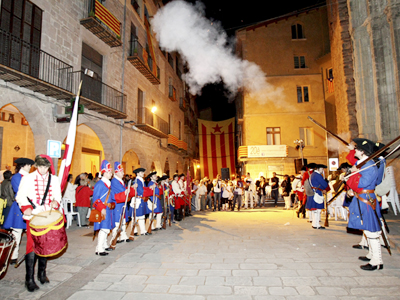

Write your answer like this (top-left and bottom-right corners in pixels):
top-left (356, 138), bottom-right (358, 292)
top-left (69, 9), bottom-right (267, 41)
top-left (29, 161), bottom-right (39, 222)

top-left (62, 198), bottom-right (80, 229)
top-left (384, 166), bottom-right (400, 215)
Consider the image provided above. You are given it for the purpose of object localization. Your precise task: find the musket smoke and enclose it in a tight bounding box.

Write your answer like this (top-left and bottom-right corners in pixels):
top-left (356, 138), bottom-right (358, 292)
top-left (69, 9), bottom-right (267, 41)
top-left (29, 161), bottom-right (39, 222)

top-left (152, 0), bottom-right (282, 102)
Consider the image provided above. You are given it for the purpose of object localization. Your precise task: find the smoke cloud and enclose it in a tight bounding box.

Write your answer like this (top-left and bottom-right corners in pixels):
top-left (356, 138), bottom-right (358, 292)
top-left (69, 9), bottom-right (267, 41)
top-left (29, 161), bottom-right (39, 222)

top-left (152, 0), bottom-right (282, 102)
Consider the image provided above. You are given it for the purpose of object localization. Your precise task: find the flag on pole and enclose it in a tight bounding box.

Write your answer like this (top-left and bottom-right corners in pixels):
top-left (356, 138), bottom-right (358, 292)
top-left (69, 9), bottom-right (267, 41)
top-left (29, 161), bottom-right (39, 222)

top-left (198, 118), bottom-right (235, 179)
top-left (58, 80), bottom-right (83, 191)
top-left (186, 167), bottom-right (191, 195)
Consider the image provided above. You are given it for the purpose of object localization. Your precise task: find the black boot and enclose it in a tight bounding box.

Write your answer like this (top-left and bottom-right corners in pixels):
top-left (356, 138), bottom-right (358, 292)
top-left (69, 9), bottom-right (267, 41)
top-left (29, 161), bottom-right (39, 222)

top-left (37, 256), bottom-right (50, 284)
top-left (25, 252), bottom-right (39, 292)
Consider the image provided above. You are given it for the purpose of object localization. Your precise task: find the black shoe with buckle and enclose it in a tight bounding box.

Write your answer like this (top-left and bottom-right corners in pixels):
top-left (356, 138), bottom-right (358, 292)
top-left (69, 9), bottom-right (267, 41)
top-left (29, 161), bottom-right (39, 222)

top-left (318, 226), bottom-right (325, 230)
top-left (134, 233), bottom-right (139, 236)
top-left (105, 247), bottom-right (114, 251)
top-left (358, 256), bottom-right (370, 261)
top-left (96, 252), bottom-right (109, 256)
top-left (125, 239), bottom-right (133, 242)
top-left (353, 244), bottom-right (369, 250)
top-left (360, 263), bottom-right (383, 271)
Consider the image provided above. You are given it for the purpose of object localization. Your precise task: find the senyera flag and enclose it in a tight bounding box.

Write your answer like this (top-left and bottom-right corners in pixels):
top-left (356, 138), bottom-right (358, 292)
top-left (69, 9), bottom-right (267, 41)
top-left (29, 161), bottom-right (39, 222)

top-left (58, 80), bottom-right (83, 191)
top-left (198, 118), bottom-right (235, 179)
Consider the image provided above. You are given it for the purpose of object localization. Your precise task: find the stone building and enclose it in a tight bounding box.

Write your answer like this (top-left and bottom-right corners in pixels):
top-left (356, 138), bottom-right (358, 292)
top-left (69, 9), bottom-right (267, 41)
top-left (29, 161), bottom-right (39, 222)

top-left (0, 0), bottom-right (199, 178)
top-left (235, 4), bottom-right (333, 178)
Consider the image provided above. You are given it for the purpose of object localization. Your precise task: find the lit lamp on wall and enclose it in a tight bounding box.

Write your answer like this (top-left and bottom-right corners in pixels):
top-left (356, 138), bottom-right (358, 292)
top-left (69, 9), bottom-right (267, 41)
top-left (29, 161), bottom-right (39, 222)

top-left (294, 139), bottom-right (305, 165)
top-left (151, 106), bottom-right (157, 113)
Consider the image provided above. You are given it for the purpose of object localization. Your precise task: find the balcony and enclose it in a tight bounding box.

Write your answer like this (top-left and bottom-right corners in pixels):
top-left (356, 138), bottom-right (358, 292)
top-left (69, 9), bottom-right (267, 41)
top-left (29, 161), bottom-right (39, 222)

top-left (80, 0), bottom-right (122, 47)
top-left (70, 71), bottom-right (127, 119)
top-left (128, 40), bottom-right (160, 85)
top-left (167, 134), bottom-right (187, 152)
top-left (0, 28), bottom-right (73, 100)
top-left (136, 107), bottom-right (168, 138)
top-left (0, 29), bottom-right (127, 119)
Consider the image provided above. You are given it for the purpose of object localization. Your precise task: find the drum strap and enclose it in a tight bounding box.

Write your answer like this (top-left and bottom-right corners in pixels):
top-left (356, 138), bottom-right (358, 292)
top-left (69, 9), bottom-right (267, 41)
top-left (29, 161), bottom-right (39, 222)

top-left (41, 174), bottom-right (52, 206)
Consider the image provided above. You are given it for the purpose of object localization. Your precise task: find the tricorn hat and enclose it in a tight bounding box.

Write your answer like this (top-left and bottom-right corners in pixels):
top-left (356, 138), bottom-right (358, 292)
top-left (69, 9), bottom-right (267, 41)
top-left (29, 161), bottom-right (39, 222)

top-left (353, 138), bottom-right (375, 156)
top-left (147, 171), bottom-right (157, 179)
top-left (133, 167), bottom-right (146, 174)
top-left (14, 157), bottom-right (34, 166)
top-left (339, 162), bottom-right (352, 169)
top-left (307, 162), bottom-right (317, 169)
top-left (316, 164), bottom-right (327, 169)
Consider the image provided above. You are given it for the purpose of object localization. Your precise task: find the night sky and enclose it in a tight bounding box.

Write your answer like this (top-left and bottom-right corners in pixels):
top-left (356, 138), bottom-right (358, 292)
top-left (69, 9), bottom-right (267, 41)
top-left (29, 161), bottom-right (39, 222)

top-left (188, 0), bottom-right (326, 121)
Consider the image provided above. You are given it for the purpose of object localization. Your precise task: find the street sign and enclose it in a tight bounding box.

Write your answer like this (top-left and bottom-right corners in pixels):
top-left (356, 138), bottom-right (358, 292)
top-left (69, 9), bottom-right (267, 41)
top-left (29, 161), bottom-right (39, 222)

top-left (329, 158), bottom-right (339, 171)
top-left (47, 140), bottom-right (62, 158)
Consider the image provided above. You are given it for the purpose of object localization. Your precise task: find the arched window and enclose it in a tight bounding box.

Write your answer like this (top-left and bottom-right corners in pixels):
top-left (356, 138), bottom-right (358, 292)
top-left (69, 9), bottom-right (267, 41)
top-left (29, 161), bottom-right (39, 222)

top-left (291, 23), bottom-right (305, 39)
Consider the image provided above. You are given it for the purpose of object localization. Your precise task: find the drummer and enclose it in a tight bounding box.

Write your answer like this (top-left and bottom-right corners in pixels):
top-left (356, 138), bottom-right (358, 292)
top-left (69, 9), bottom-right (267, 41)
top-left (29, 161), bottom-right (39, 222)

top-left (92, 160), bottom-right (114, 256)
top-left (3, 157), bottom-right (34, 265)
top-left (16, 155), bottom-right (62, 292)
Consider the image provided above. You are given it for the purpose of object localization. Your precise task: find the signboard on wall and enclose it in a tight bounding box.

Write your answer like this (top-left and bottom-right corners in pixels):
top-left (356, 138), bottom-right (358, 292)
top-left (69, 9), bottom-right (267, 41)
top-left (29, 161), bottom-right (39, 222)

top-left (329, 158), bottom-right (339, 171)
top-left (47, 140), bottom-right (62, 158)
top-left (247, 145), bottom-right (288, 158)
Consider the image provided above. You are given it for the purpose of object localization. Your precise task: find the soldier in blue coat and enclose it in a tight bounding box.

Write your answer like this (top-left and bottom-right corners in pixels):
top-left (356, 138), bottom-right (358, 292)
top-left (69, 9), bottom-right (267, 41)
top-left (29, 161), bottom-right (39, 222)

top-left (345, 138), bottom-right (383, 271)
top-left (4, 157), bottom-right (34, 264)
top-left (93, 160), bottom-right (113, 256)
top-left (147, 172), bottom-right (163, 231)
top-left (110, 162), bottom-right (134, 246)
top-left (309, 164), bottom-right (329, 229)
top-left (132, 168), bottom-right (152, 236)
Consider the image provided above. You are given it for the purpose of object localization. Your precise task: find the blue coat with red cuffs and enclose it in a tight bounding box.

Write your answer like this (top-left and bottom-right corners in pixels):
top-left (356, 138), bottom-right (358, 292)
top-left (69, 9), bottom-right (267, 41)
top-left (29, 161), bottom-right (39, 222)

top-left (347, 159), bottom-right (381, 232)
top-left (111, 178), bottom-right (135, 226)
top-left (148, 180), bottom-right (163, 214)
top-left (308, 171), bottom-right (329, 210)
top-left (93, 179), bottom-right (113, 231)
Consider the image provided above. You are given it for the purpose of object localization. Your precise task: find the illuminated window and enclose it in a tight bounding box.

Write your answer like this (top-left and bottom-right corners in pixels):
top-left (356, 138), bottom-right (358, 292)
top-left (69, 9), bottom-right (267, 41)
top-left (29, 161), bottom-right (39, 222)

top-left (297, 86), bottom-right (309, 103)
top-left (266, 127), bottom-right (281, 145)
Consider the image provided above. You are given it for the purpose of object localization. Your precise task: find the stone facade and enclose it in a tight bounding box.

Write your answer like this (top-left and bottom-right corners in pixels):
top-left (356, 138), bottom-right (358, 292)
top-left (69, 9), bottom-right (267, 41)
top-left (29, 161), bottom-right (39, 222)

top-left (0, 0), bottom-right (198, 177)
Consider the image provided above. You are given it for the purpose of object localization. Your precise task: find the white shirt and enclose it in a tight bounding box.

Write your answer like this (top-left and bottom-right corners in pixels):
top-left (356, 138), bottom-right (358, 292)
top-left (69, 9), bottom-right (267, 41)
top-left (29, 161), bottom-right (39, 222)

top-left (213, 179), bottom-right (222, 192)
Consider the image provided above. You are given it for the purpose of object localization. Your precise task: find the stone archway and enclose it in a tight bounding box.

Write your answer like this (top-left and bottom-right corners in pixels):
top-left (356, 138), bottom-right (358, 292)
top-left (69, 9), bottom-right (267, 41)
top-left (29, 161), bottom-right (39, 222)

top-left (0, 104), bottom-right (35, 170)
top-left (122, 149), bottom-right (141, 175)
top-left (61, 124), bottom-right (105, 177)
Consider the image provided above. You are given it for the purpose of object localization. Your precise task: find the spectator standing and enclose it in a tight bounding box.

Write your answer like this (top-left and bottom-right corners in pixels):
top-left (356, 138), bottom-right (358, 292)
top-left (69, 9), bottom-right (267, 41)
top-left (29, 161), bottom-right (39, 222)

top-left (0, 170), bottom-right (14, 229)
top-left (75, 179), bottom-right (93, 227)
top-left (281, 175), bottom-right (292, 209)
top-left (270, 172), bottom-right (280, 207)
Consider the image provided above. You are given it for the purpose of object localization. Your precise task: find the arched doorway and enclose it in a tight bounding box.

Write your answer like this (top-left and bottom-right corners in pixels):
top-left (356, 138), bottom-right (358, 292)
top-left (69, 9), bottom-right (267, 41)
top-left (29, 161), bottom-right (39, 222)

top-left (0, 104), bottom-right (35, 171)
top-left (122, 149), bottom-right (141, 175)
top-left (164, 158), bottom-right (170, 177)
top-left (61, 124), bottom-right (105, 177)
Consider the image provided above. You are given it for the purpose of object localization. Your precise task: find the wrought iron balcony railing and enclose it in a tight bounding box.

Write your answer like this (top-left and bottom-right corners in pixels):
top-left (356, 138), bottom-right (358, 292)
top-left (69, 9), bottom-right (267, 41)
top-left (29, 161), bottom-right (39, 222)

top-left (128, 39), bottom-right (160, 85)
top-left (80, 0), bottom-right (122, 47)
top-left (70, 71), bottom-right (127, 119)
top-left (0, 28), bottom-right (73, 99)
top-left (136, 107), bottom-right (168, 138)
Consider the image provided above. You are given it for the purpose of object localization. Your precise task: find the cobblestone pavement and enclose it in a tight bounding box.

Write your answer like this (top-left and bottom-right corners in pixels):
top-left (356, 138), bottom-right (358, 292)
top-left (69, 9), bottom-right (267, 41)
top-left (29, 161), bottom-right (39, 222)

top-left (2, 206), bottom-right (400, 300)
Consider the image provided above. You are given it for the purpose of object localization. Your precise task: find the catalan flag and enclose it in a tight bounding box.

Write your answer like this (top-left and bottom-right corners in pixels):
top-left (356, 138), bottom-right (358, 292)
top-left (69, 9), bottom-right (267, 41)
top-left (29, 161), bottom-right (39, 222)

top-left (198, 118), bottom-right (235, 179)
top-left (95, 0), bottom-right (121, 37)
top-left (327, 76), bottom-right (334, 93)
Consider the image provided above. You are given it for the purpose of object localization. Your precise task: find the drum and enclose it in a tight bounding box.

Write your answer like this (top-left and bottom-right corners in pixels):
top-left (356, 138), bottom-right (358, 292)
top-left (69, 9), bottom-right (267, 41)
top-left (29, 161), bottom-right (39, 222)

top-left (0, 229), bottom-right (15, 279)
top-left (30, 210), bottom-right (68, 257)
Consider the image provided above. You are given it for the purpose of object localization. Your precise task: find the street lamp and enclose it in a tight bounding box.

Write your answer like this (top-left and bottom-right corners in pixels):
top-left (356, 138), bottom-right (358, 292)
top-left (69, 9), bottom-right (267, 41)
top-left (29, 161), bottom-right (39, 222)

top-left (294, 139), bottom-right (305, 165)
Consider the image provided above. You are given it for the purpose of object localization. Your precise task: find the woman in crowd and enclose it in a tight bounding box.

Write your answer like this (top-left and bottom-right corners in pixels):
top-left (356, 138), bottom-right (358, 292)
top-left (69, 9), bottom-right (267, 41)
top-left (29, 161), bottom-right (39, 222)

top-left (75, 178), bottom-right (93, 227)
top-left (281, 175), bottom-right (292, 209)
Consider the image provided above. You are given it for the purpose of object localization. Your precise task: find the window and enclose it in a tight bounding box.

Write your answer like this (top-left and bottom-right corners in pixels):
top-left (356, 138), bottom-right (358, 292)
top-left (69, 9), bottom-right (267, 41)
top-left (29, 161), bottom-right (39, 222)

top-left (168, 114), bottom-right (172, 134)
top-left (291, 23), bottom-right (304, 39)
top-left (297, 86), bottom-right (309, 103)
top-left (131, 0), bottom-right (140, 15)
top-left (82, 43), bottom-right (102, 80)
top-left (294, 55), bottom-right (306, 69)
top-left (266, 127), bottom-right (281, 145)
top-left (168, 53), bottom-right (174, 69)
top-left (299, 127), bottom-right (313, 146)
top-left (137, 88), bottom-right (144, 123)
top-left (179, 121), bottom-right (182, 140)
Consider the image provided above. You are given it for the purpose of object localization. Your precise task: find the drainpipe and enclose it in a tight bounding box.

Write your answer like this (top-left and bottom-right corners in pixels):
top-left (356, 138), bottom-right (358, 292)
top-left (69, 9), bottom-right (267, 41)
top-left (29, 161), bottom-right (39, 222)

top-left (119, 0), bottom-right (127, 162)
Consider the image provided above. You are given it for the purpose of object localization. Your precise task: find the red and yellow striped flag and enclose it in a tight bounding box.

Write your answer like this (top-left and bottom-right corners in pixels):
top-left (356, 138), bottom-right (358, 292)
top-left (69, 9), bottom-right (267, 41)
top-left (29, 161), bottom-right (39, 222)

top-left (198, 118), bottom-right (235, 179)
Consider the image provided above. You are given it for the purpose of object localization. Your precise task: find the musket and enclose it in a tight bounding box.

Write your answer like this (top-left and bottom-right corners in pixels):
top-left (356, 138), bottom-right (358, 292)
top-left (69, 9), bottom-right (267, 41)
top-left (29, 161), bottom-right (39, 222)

top-left (14, 254), bottom-right (25, 268)
top-left (162, 183), bottom-right (167, 229)
top-left (324, 193), bottom-right (329, 228)
top-left (110, 180), bottom-right (132, 249)
top-left (308, 116), bottom-right (350, 146)
top-left (368, 194), bottom-right (391, 255)
top-left (147, 183), bottom-right (156, 234)
top-left (128, 179), bottom-right (139, 240)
